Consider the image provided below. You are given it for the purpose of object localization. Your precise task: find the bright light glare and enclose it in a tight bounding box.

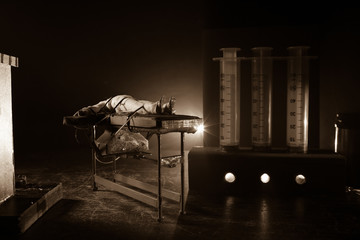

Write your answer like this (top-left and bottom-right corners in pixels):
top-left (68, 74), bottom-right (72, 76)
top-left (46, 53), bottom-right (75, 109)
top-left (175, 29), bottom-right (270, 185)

top-left (295, 174), bottom-right (306, 185)
top-left (195, 123), bottom-right (204, 133)
top-left (225, 172), bottom-right (236, 183)
top-left (260, 173), bottom-right (270, 183)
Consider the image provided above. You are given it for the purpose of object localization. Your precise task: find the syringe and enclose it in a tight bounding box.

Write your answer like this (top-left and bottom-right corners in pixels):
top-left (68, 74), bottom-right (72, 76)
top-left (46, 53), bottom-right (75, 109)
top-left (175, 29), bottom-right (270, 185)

top-left (213, 48), bottom-right (241, 149)
top-left (251, 47), bottom-right (273, 151)
top-left (286, 46), bottom-right (310, 153)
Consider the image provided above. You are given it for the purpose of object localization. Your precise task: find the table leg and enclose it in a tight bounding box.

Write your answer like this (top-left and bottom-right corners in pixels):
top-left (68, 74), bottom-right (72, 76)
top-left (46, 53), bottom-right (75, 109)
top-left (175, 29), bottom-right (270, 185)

top-left (180, 132), bottom-right (186, 214)
top-left (157, 133), bottom-right (163, 222)
top-left (113, 157), bottom-right (117, 182)
top-left (92, 126), bottom-right (98, 191)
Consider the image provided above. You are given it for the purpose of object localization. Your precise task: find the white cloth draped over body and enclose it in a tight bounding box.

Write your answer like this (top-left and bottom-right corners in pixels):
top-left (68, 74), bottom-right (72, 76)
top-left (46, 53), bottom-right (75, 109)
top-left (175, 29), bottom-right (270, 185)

top-left (75, 95), bottom-right (175, 116)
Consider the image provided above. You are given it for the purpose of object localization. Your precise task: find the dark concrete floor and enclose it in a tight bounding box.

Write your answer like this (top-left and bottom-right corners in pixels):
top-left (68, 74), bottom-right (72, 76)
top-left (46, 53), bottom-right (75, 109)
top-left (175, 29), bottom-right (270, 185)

top-left (6, 147), bottom-right (360, 240)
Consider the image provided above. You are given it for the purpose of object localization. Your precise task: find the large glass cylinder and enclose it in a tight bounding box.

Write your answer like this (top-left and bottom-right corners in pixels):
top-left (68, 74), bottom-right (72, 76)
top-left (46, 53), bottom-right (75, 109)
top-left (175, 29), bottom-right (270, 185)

top-left (216, 48), bottom-right (241, 149)
top-left (286, 46), bottom-right (310, 153)
top-left (251, 47), bottom-right (273, 151)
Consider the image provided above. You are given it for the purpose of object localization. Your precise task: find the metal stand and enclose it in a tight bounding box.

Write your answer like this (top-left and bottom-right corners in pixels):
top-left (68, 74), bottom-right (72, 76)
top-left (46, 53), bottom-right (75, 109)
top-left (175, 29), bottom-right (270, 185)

top-left (62, 113), bottom-right (201, 222)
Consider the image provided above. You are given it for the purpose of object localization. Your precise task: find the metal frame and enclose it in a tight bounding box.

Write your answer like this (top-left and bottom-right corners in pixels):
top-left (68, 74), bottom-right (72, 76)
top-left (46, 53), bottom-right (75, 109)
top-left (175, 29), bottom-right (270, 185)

top-left (91, 124), bottom-right (188, 222)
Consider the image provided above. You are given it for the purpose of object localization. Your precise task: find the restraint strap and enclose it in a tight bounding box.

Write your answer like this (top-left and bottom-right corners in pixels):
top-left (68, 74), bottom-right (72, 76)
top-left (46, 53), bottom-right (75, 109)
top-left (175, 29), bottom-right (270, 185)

top-left (97, 97), bottom-right (114, 114)
top-left (113, 96), bottom-right (130, 111)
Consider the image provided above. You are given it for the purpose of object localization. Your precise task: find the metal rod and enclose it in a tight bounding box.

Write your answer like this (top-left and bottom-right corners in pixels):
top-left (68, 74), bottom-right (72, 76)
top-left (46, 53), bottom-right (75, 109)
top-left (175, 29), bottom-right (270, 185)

top-left (113, 157), bottom-right (117, 182)
top-left (114, 173), bottom-right (180, 202)
top-left (92, 125), bottom-right (98, 191)
top-left (180, 132), bottom-right (186, 214)
top-left (157, 133), bottom-right (162, 222)
top-left (95, 176), bottom-right (158, 207)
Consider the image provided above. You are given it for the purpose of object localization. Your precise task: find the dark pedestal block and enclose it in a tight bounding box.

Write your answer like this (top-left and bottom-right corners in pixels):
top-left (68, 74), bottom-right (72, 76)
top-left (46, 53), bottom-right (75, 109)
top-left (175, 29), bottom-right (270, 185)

top-left (189, 147), bottom-right (346, 196)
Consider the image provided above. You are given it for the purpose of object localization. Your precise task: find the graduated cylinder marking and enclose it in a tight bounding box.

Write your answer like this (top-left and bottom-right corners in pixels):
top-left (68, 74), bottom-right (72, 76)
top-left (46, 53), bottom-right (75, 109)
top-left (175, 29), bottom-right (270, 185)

top-left (251, 47), bottom-right (273, 149)
top-left (286, 46), bottom-right (310, 153)
top-left (220, 72), bottom-right (239, 146)
top-left (216, 48), bottom-right (241, 147)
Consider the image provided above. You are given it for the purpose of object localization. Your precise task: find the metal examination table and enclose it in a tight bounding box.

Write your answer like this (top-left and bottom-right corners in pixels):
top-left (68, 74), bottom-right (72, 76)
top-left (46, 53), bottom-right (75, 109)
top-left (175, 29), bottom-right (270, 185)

top-left (64, 113), bottom-right (201, 221)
